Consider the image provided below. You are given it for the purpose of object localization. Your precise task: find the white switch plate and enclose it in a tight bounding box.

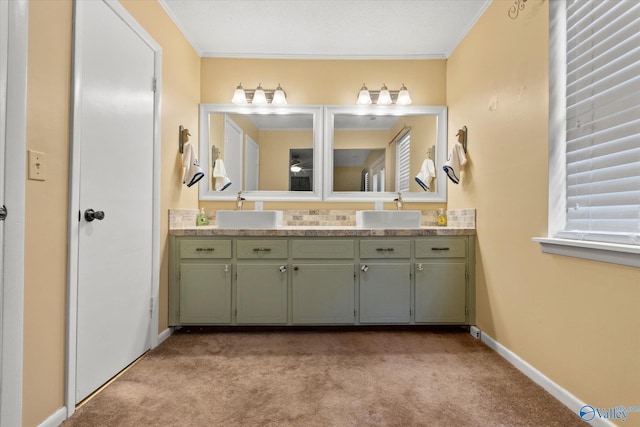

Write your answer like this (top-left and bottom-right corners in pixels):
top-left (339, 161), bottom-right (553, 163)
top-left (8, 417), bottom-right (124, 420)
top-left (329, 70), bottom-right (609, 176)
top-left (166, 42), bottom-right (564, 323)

top-left (28, 149), bottom-right (46, 181)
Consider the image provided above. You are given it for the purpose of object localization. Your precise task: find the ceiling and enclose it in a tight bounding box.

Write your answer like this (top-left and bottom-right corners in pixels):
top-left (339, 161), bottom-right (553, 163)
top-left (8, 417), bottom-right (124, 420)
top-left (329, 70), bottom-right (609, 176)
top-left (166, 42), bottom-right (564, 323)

top-left (159, 0), bottom-right (492, 59)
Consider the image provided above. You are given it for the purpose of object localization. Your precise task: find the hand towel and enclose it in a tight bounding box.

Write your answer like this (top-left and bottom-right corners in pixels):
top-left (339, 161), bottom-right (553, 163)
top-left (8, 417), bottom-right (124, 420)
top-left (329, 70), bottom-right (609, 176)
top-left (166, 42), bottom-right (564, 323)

top-left (415, 158), bottom-right (436, 191)
top-left (182, 142), bottom-right (205, 187)
top-left (212, 158), bottom-right (232, 191)
top-left (443, 142), bottom-right (467, 184)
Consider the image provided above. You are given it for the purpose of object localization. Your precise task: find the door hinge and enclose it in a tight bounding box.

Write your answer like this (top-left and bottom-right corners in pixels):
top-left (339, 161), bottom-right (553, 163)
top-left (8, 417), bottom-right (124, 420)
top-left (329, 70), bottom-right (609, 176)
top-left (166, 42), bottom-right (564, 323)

top-left (465, 306), bottom-right (469, 315)
top-left (235, 308), bottom-right (237, 317)
top-left (78, 210), bottom-right (81, 222)
top-left (152, 77), bottom-right (157, 92)
top-left (150, 297), bottom-right (154, 317)
top-left (465, 269), bottom-right (469, 279)
top-left (0, 205), bottom-right (7, 221)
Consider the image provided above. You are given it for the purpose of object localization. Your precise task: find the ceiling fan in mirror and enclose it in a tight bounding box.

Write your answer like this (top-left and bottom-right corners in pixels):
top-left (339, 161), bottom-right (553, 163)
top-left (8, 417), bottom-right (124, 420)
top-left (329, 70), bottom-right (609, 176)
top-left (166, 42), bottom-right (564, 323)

top-left (290, 156), bottom-right (312, 174)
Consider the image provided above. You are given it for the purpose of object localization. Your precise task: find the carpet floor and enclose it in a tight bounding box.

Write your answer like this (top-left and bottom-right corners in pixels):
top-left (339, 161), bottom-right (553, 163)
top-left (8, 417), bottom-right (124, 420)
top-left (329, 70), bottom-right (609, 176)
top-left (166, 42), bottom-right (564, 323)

top-left (62, 328), bottom-right (585, 426)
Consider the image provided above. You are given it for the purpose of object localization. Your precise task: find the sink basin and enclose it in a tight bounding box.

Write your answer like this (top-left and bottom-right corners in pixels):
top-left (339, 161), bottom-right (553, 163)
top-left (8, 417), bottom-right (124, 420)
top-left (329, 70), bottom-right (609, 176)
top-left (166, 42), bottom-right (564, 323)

top-left (216, 210), bottom-right (283, 229)
top-left (356, 210), bottom-right (421, 229)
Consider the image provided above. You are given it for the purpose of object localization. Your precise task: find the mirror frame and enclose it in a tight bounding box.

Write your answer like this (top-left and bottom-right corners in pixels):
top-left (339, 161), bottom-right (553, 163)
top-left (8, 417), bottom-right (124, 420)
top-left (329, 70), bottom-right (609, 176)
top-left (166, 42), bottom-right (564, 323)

top-left (323, 105), bottom-right (448, 202)
top-left (198, 104), bottom-right (324, 201)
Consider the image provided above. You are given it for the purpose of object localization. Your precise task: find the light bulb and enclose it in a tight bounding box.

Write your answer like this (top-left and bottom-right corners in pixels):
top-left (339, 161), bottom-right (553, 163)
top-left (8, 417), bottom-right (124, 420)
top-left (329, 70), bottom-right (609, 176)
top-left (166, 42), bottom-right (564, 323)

top-left (272, 84), bottom-right (287, 105)
top-left (231, 83), bottom-right (247, 104)
top-left (357, 83), bottom-right (372, 105)
top-left (377, 84), bottom-right (392, 105)
top-left (396, 84), bottom-right (412, 105)
top-left (252, 83), bottom-right (267, 104)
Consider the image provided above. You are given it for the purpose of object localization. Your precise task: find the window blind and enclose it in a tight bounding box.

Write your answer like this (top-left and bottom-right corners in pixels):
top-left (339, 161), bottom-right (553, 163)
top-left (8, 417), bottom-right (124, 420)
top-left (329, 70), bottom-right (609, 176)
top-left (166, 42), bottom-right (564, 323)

top-left (396, 132), bottom-right (411, 192)
top-left (560, 0), bottom-right (640, 245)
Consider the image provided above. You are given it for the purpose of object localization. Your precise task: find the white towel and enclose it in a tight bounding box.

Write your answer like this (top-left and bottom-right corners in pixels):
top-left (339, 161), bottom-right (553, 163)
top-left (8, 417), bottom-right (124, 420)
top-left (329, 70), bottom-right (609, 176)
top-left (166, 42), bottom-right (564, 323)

top-left (415, 158), bottom-right (436, 191)
top-left (443, 142), bottom-right (467, 184)
top-left (182, 142), bottom-right (204, 187)
top-left (212, 158), bottom-right (232, 191)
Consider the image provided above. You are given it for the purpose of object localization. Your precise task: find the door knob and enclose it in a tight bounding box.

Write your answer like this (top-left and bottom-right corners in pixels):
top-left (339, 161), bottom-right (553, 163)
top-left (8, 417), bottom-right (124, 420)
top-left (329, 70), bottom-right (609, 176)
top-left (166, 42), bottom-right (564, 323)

top-left (84, 209), bottom-right (105, 222)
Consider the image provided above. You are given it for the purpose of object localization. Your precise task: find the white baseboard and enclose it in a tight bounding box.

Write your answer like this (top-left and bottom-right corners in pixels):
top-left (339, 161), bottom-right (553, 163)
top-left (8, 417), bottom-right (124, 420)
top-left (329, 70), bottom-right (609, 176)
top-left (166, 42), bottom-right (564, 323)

top-left (37, 406), bottom-right (67, 427)
top-left (480, 331), bottom-right (616, 427)
top-left (157, 327), bottom-right (173, 346)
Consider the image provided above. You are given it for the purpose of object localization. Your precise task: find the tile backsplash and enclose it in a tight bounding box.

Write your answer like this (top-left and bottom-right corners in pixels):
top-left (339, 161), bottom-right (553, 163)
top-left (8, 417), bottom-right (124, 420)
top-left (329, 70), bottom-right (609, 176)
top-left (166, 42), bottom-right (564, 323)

top-left (170, 208), bottom-right (475, 228)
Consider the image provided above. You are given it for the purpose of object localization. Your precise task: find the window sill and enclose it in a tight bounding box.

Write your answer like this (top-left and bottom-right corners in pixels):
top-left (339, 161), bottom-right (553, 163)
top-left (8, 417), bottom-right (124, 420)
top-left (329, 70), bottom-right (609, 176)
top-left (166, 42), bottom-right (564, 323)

top-left (533, 237), bottom-right (640, 268)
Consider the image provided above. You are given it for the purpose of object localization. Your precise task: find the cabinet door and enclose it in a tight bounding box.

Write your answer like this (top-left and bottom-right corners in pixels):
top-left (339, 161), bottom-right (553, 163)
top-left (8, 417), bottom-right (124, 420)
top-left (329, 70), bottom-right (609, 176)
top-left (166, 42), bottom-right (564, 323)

top-left (292, 263), bottom-right (355, 324)
top-left (179, 263), bottom-right (231, 324)
top-left (236, 263), bottom-right (288, 324)
top-left (415, 262), bottom-right (466, 323)
top-left (360, 263), bottom-right (411, 324)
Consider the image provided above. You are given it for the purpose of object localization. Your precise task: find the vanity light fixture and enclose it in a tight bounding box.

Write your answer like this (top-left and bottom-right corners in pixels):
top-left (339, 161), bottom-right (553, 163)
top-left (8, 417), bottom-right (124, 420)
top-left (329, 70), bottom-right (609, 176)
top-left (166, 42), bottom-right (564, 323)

top-left (356, 83), bottom-right (412, 105)
top-left (231, 82), bottom-right (288, 105)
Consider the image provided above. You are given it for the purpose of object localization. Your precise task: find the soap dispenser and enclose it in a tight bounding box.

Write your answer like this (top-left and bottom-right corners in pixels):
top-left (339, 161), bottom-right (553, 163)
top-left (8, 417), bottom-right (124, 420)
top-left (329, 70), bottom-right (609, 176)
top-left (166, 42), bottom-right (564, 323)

top-left (437, 208), bottom-right (447, 226)
top-left (196, 208), bottom-right (209, 226)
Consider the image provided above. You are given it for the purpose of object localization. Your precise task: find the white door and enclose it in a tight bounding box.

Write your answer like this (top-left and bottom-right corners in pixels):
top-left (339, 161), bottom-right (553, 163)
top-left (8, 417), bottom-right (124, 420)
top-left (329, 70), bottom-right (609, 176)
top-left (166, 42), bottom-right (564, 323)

top-left (224, 115), bottom-right (243, 193)
top-left (71, 0), bottom-right (159, 404)
top-left (245, 135), bottom-right (259, 191)
top-left (0, 1), bottom-right (28, 424)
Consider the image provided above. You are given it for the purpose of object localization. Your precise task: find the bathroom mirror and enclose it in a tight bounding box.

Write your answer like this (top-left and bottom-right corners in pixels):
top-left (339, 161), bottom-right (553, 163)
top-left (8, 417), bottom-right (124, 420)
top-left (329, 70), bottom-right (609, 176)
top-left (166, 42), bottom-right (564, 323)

top-left (323, 105), bottom-right (448, 202)
top-left (198, 104), bottom-right (323, 201)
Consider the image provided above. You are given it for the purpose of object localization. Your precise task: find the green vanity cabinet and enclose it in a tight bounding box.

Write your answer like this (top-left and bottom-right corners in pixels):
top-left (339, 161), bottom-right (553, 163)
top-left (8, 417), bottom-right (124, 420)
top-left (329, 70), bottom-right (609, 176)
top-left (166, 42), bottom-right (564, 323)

top-left (359, 240), bottom-right (412, 324)
top-left (291, 239), bottom-right (356, 324)
top-left (235, 239), bottom-right (289, 324)
top-left (414, 237), bottom-right (470, 324)
top-left (169, 233), bottom-right (475, 327)
top-left (172, 238), bottom-right (232, 325)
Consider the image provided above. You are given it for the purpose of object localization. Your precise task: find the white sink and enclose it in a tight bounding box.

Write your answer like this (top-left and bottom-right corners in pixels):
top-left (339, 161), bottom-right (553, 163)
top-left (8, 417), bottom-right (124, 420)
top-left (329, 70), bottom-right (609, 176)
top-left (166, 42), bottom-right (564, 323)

top-left (216, 210), bottom-right (283, 229)
top-left (356, 210), bottom-right (421, 229)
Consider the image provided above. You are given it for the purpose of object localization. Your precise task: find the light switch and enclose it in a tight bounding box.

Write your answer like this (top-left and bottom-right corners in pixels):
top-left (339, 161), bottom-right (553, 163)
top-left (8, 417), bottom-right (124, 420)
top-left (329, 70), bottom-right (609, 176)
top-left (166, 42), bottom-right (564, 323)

top-left (28, 150), bottom-right (46, 181)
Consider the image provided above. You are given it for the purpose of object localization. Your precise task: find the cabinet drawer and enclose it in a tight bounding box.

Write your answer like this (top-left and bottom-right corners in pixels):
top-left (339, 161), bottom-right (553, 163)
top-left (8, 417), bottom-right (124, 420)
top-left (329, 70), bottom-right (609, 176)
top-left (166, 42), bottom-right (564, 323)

top-left (179, 239), bottom-right (231, 259)
top-left (360, 240), bottom-right (411, 259)
top-left (237, 240), bottom-right (288, 259)
top-left (415, 238), bottom-right (466, 258)
top-left (291, 239), bottom-right (355, 259)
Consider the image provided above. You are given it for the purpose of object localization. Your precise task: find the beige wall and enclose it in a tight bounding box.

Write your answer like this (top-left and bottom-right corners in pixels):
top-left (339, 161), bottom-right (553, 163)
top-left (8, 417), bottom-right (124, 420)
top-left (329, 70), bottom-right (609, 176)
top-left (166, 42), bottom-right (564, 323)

top-left (23, 2), bottom-right (73, 425)
top-left (447, 0), bottom-right (639, 412)
top-left (23, 1), bottom-right (200, 425)
top-left (258, 130), bottom-right (313, 191)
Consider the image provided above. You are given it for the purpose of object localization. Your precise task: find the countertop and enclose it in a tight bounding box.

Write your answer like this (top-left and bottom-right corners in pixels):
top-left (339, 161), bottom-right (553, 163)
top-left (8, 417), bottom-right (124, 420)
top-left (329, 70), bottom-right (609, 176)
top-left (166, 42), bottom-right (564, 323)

top-left (169, 226), bottom-right (476, 237)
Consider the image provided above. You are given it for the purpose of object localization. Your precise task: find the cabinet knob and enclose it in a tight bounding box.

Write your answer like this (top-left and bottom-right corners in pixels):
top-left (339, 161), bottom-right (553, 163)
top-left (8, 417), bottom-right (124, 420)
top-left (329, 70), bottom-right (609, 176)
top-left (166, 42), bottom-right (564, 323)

top-left (361, 265), bottom-right (369, 272)
top-left (279, 265), bottom-right (287, 272)
top-left (293, 266), bottom-right (299, 271)
top-left (224, 264), bottom-right (230, 272)
top-left (417, 263), bottom-right (423, 271)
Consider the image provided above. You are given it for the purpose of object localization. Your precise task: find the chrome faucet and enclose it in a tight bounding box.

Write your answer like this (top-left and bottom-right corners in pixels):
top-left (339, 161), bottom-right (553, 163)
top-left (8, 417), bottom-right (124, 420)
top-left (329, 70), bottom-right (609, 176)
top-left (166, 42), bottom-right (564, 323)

top-left (236, 191), bottom-right (246, 210)
top-left (394, 192), bottom-right (403, 210)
